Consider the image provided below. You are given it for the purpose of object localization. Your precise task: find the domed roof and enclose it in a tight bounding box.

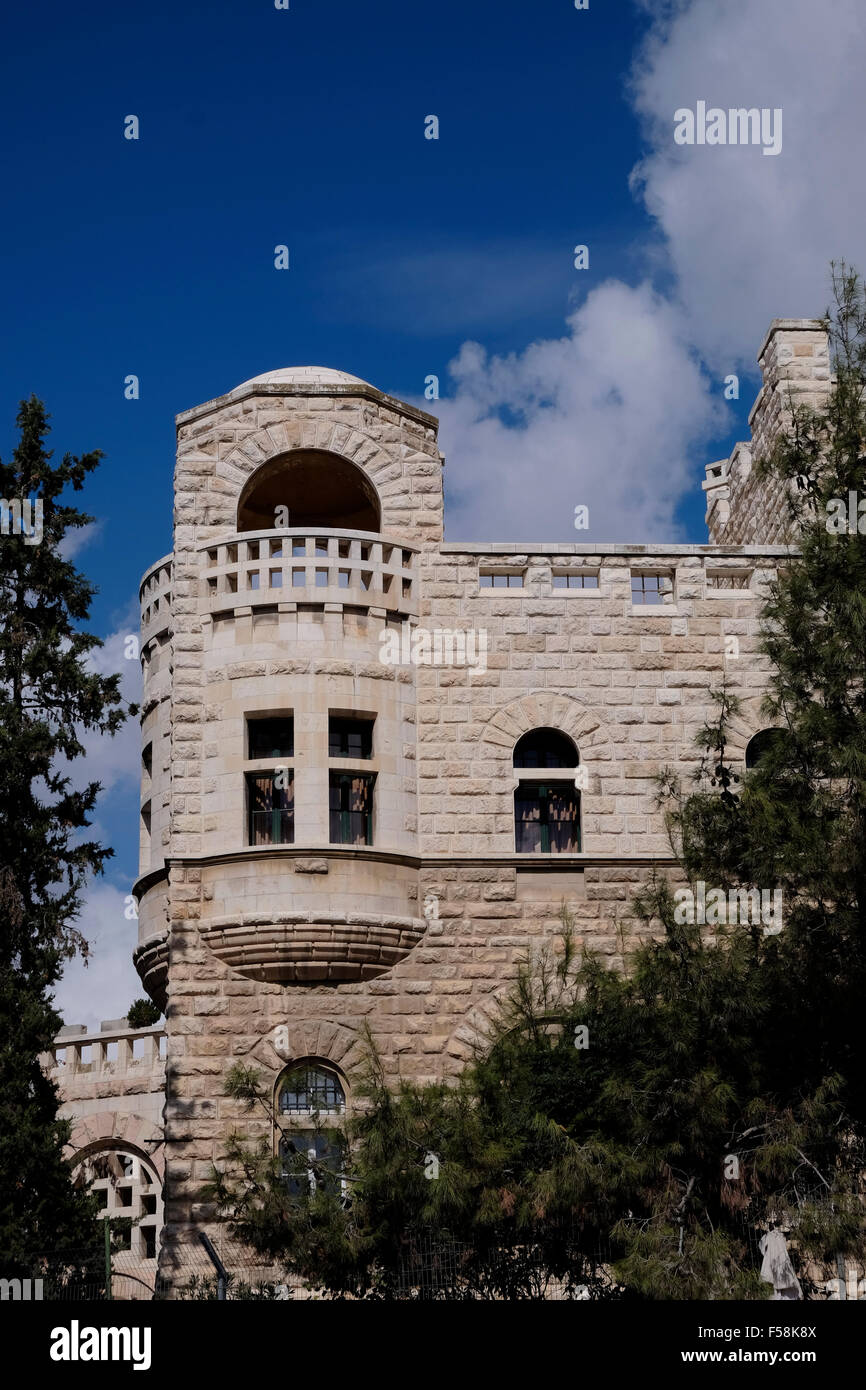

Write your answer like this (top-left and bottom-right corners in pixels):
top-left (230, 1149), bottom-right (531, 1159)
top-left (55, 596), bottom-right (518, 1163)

top-left (235, 366), bottom-right (373, 390)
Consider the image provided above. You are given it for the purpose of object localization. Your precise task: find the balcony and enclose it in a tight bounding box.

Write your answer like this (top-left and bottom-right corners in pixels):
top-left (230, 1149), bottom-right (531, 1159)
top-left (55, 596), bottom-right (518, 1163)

top-left (198, 528), bottom-right (419, 619)
top-left (199, 907), bottom-right (427, 984)
top-left (139, 555), bottom-right (173, 644)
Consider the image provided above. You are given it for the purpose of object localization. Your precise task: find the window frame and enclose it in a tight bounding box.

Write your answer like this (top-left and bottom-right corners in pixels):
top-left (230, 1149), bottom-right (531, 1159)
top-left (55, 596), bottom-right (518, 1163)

top-left (514, 780), bottom-right (582, 854)
top-left (246, 768), bottom-right (295, 846)
top-left (329, 770), bottom-right (375, 846)
top-left (275, 1064), bottom-right (348, 1202)
top-left (328, 715), bottom-right (375, 761)
top-left (552, 570), bottom-right (600, 591)
top-left (479, 568), bottom-right (525, 590)
top-left (246, 715), bottom-right (294, 761)
top-left (513, 728), bottom-right (582, 855)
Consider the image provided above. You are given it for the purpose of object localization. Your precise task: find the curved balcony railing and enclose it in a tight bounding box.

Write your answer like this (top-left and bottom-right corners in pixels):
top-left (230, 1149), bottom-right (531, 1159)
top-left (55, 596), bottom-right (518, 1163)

top-left (197, 528), bottom-right (419, 618)
top-left (139, 554), bottom-right (173, 643)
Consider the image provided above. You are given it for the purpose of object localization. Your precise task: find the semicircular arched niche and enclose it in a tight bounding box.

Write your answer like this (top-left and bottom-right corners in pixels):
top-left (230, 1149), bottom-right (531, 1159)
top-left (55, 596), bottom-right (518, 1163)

top-left (722, 696), bottom-right (771, 763)
top-left (203, 420), bottom-right (407, 533)
top-left (237, 449), bottom-right (382, 533)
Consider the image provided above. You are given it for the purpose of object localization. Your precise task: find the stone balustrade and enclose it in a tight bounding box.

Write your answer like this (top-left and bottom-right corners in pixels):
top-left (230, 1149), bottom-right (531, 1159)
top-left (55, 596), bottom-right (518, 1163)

top-left (45, 1020), bottom-right (166, 1083)
top-left (198, 528), bottom-right (419, 618)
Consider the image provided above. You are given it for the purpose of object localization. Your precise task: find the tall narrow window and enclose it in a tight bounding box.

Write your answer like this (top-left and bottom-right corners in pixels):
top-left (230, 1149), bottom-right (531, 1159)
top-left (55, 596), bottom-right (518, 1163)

top-left (247, 770), bottom-right (294, 845)
top-left (276, 1064), bottom-right (347, 1200)
top-left (329, 772), bottom-right (375, 845)
top-left (513, 729), bottom-right (581, 854)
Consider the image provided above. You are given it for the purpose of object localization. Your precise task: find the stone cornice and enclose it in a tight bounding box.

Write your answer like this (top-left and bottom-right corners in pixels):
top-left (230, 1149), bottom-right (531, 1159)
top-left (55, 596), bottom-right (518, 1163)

top-left (176, 380), bottom-right (440, 432)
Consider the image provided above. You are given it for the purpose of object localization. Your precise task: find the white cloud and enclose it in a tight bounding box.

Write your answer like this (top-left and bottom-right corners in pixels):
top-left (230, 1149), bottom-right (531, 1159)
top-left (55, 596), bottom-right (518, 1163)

top-left (58, 519), bottom-right (104, 562)
top-left (68, 597), bottom-right (142, 798)
top-left (53, 880), bottom-right (142, 1034)
top-left (628, 0), bottom-right (866, 366)
top-left (435, 0), bottom-right (862, 541)
top-left (437, 279), bottom-right (721, 541)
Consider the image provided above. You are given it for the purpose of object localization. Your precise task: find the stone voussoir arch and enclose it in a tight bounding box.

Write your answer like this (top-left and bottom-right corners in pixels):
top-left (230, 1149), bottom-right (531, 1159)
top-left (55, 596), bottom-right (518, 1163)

top-left (443, 988), bottom-right (511, 1067)
top-left (65, 1111), bottom-right (165, 1180)
top-left (208, 420), bottom-right (406, 531)
top-left (481, 690), bottom-right (615, 790)
top-left (244, 1019), bottom-right (365, 1090)
top-left (722, 696), bottom-right (774, 763)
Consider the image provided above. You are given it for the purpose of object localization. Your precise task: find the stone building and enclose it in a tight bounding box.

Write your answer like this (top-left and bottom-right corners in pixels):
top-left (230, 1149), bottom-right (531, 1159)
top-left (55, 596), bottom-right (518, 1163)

top-left (46, 1018), bottom-right (166, 1296)
top-left (58, 316), bottom-right (833, 1285)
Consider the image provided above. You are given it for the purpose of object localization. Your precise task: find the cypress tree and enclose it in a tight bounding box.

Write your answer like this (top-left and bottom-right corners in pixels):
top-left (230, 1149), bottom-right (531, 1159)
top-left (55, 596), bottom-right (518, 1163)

top-left (0, 397), bottom-right (135, 1274)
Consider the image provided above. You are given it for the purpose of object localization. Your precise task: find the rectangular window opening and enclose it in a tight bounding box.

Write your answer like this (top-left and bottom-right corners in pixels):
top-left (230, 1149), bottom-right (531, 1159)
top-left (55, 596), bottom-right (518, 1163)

top-left (247, 770), bottom-right (295, 846)
top-left (553, 572), bottom-right (599, 589)
top-left (481, 570), bottom-right (524, 589)
top-left (329, 772), bottom-right (375, 846)
top-left (248, 716), bottom-right (294, 760)
top-left (328, 716), bottom-right (374, 760)
top-left (514, 783), bottom-right (581, 854)
top-left (631, 572), bottom-right (673, 605)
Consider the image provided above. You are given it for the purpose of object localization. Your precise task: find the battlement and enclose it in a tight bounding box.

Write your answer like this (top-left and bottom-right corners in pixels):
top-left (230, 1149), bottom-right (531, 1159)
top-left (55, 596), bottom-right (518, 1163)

top-left (705, 319), bottom-right (831, 544)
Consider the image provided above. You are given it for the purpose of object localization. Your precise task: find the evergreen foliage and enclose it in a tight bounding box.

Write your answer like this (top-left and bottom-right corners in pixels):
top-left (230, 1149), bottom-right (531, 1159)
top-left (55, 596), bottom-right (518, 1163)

top-left (0, 398), bottom-right (135, 1274)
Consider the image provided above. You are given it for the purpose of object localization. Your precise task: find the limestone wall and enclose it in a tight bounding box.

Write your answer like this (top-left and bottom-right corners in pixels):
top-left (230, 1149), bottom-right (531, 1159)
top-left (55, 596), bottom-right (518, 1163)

top-left (704, 319), bottom-right (831, 545)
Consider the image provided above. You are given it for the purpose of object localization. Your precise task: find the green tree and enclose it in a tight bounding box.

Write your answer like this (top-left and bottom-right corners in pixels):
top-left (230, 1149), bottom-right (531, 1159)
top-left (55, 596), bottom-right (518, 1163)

top-left (0, 397), bottom-right (136, 1274)
top-left (126, 999), bottom-right (161, 1030)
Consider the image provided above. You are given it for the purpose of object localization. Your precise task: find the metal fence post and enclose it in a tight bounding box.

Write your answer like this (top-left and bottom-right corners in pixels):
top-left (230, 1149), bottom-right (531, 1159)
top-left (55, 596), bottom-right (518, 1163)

top-left (104, 1217), bottom-right (112, 1301)
top-left (198, 1231), bottom-right (229, 1300)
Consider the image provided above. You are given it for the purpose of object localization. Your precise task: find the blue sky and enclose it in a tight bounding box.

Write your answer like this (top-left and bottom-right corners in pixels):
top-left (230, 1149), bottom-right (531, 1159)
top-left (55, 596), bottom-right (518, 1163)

top-left (2, 0), bottom-right (861, 1025)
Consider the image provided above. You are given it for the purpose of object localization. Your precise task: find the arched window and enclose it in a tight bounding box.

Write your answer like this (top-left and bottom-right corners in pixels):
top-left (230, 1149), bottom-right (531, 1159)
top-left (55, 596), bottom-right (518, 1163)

top-left (237, 450), bottom-right (381, 533)
top-left (513, 728), bottom-right (578, 769)
top-left (513, 729), bottom-right (581, 854)
top-left (278, 1064), bottom-right (346, 1115)
top-left (745, 728), bottom-right (786, 770)
top-left (72, 1147), bottom-right (163, 1265)
top-left (276, 1062), bottom-right (347, 1200)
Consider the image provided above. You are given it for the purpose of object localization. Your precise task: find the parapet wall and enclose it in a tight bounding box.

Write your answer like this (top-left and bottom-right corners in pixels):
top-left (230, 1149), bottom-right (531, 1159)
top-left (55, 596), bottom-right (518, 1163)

top-left (704, 319), bottom-right (831, 545)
